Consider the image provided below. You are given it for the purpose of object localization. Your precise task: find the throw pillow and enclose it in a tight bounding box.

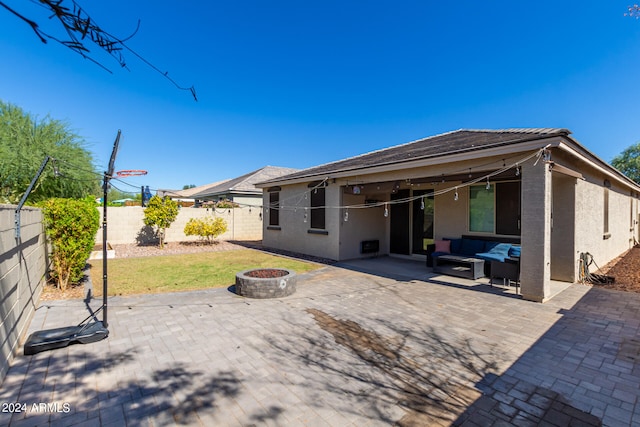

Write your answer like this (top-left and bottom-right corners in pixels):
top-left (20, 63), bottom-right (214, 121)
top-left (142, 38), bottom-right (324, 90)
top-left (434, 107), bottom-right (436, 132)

top-left (435, 240), bottom-right (451, 253)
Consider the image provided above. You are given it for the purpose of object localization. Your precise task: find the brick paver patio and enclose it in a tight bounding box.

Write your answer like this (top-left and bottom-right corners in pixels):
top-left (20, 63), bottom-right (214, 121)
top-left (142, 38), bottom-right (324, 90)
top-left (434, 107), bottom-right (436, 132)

top-left (1, 256), bottom-right (639, 426)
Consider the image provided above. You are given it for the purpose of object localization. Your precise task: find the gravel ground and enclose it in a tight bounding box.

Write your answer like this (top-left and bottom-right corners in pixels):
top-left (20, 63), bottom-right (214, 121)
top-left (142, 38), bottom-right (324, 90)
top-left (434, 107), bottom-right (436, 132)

top-left (111, 240), bottom-right (250, 258)
top-left (596, 245), bottom-right (640, 293)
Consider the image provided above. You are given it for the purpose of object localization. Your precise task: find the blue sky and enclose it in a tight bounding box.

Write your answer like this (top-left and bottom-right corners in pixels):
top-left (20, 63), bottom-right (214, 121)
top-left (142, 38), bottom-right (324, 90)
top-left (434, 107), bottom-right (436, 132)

top-left (2, 1), bottom-right (640, 193)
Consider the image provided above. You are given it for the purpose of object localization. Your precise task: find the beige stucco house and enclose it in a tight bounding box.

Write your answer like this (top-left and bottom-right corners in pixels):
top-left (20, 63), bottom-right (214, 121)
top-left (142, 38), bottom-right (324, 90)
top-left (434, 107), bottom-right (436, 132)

top-left (257, 128), bottom-right (640, 302)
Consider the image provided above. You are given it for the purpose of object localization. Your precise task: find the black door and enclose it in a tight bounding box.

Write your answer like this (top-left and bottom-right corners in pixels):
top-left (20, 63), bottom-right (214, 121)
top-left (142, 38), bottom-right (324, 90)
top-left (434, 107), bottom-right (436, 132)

top-left (390, 190), bottom-right (410, 255)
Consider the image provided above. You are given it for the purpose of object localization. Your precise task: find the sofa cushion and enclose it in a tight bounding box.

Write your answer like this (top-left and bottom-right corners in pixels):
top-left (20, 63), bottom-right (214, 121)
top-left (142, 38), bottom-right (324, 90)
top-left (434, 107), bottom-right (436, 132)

top-left (434, 240), bottom-right (451, 253)
top-left (476, 243), bottom-right (512, 263)
top-left (448, 238), bottom-right (463, 254)
top-left (460, 238), bottom-right (485, 256)
top-left (431, 251), bottom-right (450, 260)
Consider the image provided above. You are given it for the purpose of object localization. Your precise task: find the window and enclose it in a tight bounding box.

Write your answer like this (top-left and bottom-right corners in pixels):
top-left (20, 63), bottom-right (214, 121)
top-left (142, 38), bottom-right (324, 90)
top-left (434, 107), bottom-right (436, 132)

top-left (268, 189), bottom-right (279, 227)
top-left (469, 181), bottom-right (521, 235)
top-left (469, 185), bottom-right (495, 233)
top-left (631, 194), bottom-right (636, 231)
top-left (309, 182), bottom-right (326, 230)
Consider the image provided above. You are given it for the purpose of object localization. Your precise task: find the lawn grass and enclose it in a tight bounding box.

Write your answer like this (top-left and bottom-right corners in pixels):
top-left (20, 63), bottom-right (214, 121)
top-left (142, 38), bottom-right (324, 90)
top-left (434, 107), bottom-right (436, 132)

top-left (88, 249), bottom-right (321, 296)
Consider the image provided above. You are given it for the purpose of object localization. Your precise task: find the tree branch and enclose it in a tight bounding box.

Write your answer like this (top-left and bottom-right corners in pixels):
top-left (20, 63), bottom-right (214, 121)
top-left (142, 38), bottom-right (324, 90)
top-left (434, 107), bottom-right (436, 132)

top-left (1, 0), bottom-right (197, 100)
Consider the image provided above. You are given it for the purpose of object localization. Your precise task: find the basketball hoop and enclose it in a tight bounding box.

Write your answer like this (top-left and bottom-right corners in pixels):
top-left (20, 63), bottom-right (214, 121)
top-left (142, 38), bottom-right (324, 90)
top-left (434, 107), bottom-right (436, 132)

top-left (115, 169), bottom-right (148, 177)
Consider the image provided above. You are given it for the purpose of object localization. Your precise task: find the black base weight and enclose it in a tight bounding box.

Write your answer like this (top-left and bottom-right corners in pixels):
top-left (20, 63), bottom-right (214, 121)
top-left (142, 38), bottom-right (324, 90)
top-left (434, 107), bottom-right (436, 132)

top-left (24, 321), bottom-right (108, 355)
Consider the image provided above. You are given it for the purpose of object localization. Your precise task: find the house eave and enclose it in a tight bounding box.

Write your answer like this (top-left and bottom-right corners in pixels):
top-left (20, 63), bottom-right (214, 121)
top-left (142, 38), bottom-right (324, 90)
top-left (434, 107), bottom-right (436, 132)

top-left (554, 139), bottom-right (640, 192)
top-left (257, 137), bottom-right (561, 187)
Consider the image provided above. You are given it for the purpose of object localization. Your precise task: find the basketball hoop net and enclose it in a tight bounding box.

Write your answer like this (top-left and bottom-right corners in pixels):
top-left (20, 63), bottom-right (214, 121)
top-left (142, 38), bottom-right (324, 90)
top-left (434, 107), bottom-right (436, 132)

top-left (115, 169), bottom-right (148, 177)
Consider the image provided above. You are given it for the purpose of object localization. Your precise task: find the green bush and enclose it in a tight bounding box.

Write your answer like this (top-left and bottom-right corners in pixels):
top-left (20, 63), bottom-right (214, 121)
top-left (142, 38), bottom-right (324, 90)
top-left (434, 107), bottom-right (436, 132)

top-left (41, 197), bottom-right (100, 290)
top-left (184, 217), bottom-right (228, 244)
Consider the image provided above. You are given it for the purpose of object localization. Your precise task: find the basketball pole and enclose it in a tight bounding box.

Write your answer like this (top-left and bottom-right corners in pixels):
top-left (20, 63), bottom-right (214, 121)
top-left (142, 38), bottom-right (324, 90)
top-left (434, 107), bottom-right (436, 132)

top-left (102, 130), bottom-right (121, 327)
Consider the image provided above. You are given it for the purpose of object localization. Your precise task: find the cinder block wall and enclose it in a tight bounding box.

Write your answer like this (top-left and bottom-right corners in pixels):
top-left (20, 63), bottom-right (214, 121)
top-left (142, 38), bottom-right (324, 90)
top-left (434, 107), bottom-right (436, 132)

top-left (0, 205), bottom-right (48, 382)
top-left (96, 206), bottom-right (263, 245)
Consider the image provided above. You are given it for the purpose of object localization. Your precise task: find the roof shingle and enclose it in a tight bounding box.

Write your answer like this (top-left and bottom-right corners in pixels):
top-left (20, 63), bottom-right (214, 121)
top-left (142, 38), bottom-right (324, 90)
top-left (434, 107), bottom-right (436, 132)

top-left (261, 128), bottom-right (569, 184)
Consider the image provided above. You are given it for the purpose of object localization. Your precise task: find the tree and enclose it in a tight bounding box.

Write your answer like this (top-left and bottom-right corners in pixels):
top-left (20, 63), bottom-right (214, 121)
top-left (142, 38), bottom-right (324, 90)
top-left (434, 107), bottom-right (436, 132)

top-left (184, 217), bottom-right (228, 244)
top-left (611, 143), bottom-right (640, 184)
top-left (143, 195), bottom-right (179, 248)
top-left (626, 5), bottom-right (640, 18)
top-left (0, 100), bottom-right (100, 204)
top-left (41, 197), bottom-right (100, 290)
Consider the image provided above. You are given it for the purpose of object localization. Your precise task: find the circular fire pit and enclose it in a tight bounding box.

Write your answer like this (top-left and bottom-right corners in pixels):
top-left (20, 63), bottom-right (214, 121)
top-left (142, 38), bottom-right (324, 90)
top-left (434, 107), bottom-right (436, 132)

top-left (235, 268), bottom-right (297, 298)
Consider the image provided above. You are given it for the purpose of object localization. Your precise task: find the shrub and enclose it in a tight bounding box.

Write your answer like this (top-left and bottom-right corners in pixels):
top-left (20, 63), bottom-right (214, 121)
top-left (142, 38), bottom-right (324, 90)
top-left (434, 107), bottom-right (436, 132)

top-left (40, 197), bottom-right (100, 290)
top-left (184, 217), bottom-right (228, 244)
top-left (214, 200), bottom-right (239, 209)
top-left (143, 195), bottom-right (179, 248)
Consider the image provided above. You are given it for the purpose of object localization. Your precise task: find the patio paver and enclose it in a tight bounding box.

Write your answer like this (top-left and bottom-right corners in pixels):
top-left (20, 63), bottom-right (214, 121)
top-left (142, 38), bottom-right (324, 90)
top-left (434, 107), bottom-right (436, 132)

top-left (1, 256), bottom-right (639, 426)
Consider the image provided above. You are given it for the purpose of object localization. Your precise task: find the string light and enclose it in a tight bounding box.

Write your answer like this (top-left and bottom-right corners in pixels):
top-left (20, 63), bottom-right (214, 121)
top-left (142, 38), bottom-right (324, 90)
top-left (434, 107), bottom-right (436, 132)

top-left (344, 209), bottom-right (349, 222)
top-left (303, 208), bottom-right (308, 223)
top-left (237, 147), bottom-right (544, 216)
top-left (420, 196), bottom-right (425, 210)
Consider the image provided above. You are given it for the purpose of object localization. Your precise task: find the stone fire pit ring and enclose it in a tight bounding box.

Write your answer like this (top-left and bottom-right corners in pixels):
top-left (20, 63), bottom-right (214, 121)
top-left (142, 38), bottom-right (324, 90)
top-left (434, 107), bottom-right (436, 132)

top-left (235, 268), bottom-right (297, 298)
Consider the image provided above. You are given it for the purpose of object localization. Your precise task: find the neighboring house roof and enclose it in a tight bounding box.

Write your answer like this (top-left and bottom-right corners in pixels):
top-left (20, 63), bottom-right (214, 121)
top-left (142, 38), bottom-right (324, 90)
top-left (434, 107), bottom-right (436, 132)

top-left (158, 179), bottom-right (231, 199)
top-left (192, 166), bottom-right (299, 199)
top-left (257, 128), bottom-right (639, 190)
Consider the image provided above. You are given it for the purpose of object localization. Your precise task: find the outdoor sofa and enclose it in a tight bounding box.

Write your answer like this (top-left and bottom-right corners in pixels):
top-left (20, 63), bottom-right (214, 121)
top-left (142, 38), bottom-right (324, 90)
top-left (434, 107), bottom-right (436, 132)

top-left (427, 235), bottom-right (521, 285)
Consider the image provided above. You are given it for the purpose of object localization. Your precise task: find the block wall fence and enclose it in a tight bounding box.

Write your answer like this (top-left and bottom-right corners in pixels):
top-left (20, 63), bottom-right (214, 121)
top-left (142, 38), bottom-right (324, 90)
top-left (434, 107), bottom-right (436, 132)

top-left (96, 206), bottom-right (263, 245)
top-left (0, 205), bottom-right (48, 383)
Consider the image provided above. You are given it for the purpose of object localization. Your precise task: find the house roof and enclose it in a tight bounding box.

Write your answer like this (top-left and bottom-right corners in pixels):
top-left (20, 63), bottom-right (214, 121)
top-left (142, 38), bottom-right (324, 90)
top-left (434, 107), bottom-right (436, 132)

top-left (158, 180), bottom-right (231, 199)
top-left (192, 166), bottom-right (299, 199)
top-left (258, 128), bottom-right (570, 185)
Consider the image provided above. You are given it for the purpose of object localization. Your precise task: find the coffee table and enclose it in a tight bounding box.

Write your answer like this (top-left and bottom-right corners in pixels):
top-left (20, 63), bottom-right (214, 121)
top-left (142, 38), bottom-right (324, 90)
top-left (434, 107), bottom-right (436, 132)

top-left (433, 255), bottom-right (485, 280)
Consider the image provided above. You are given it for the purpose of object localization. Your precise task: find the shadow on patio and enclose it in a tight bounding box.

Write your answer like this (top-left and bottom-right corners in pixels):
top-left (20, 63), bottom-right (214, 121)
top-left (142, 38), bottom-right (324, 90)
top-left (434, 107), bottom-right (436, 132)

top-left (455, 285), bottom-right (640, 426)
